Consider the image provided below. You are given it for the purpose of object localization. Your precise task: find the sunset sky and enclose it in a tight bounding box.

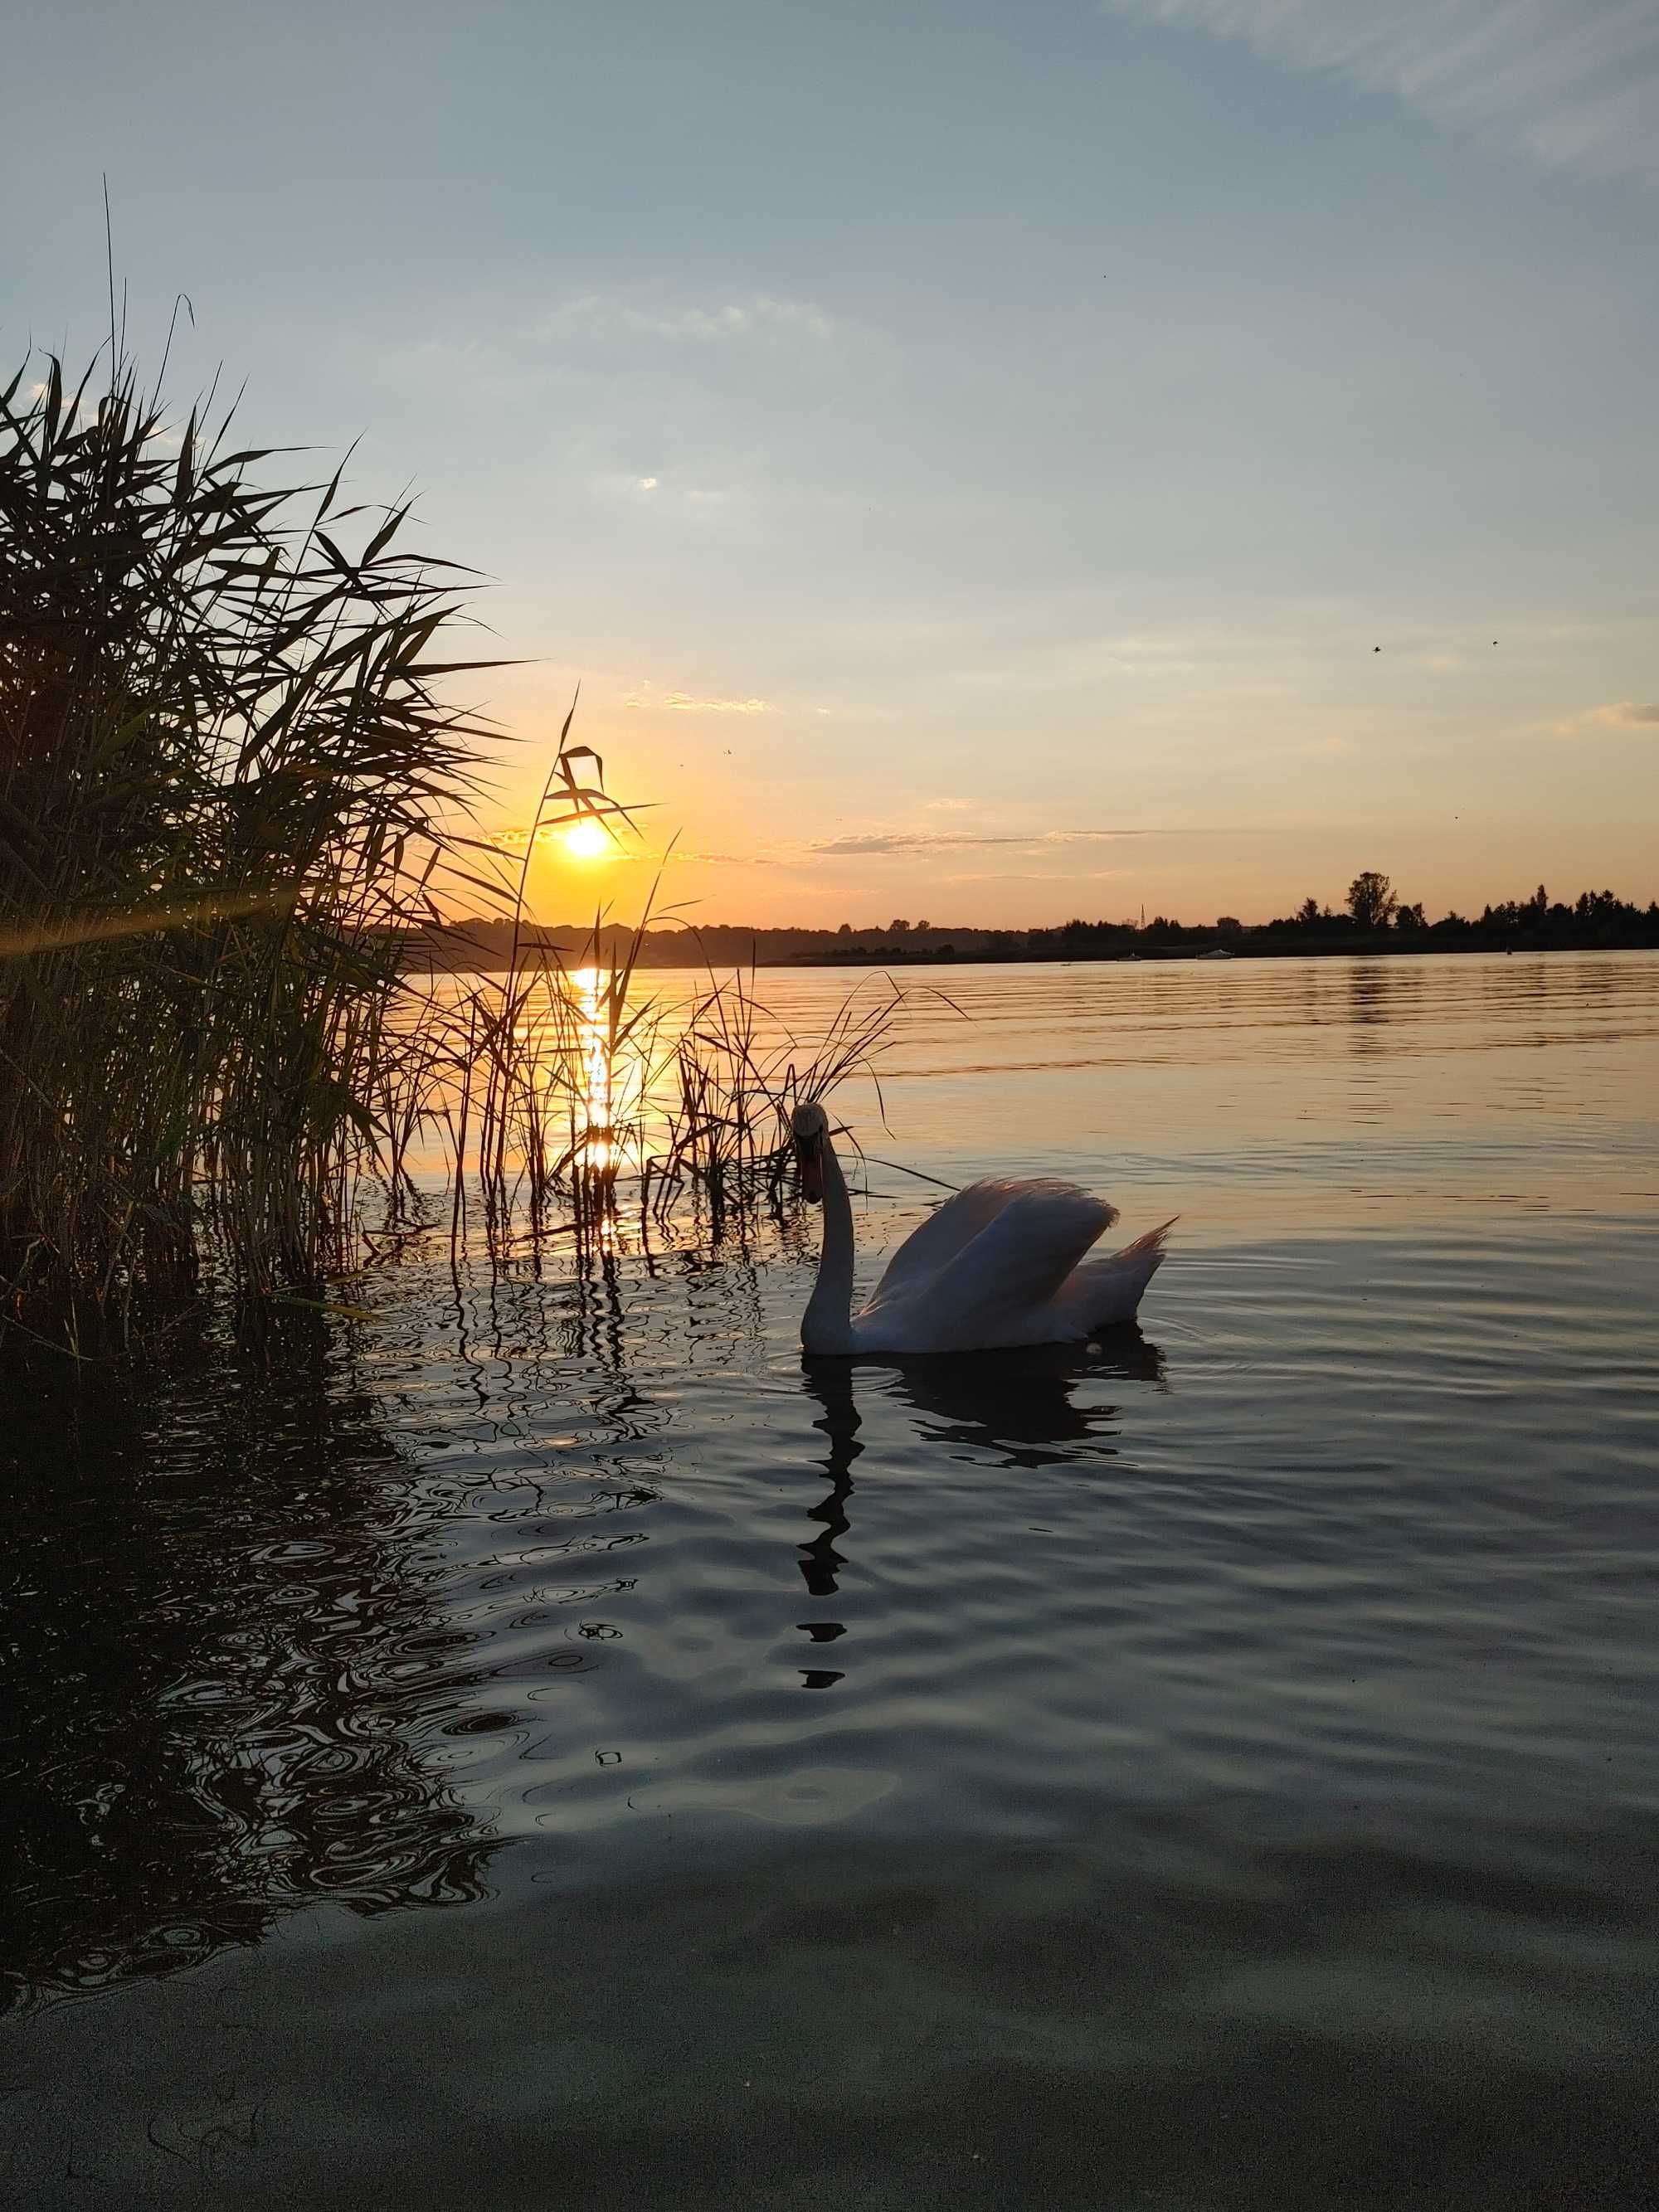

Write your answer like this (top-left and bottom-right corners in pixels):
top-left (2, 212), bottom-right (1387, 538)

top-left (7, 0), bottom-right (1658, 927)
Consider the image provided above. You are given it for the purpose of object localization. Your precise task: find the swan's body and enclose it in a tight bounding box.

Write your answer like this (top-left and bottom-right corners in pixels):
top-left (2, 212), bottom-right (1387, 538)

top-left (792, 1104), bottom-right (1170, 1355)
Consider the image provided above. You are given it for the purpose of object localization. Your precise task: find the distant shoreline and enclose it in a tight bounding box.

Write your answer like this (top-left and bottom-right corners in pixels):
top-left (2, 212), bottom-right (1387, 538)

top-left (393, 890), bottom-right (1659, 975)
top-left (784, 938), bottom-right (1659, 968)
top-left (401, 936), bottom-right (1659, 976)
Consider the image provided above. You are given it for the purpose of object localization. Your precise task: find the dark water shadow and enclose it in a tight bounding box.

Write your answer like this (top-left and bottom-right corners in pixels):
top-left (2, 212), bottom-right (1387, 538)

top-left (0, 1315), bottom-right (498, 2015)
top-left (805, 1330), bottom-right (1165, 1471)
top-left (882, 1331), bottom-right (1165, 1460)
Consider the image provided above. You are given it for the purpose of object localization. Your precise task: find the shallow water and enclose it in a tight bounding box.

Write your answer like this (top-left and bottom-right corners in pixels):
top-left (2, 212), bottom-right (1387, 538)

top-left (3, 952), bottom-right (1657, 2209)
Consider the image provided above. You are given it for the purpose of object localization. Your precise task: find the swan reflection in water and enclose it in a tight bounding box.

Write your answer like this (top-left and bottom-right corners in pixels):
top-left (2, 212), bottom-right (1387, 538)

top-left (792, 1332), bottom-right (1165, 1685)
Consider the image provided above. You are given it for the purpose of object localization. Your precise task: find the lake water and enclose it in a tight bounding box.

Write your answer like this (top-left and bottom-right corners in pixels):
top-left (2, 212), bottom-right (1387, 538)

top-left (4, 952), bottom-right (1657, 2208)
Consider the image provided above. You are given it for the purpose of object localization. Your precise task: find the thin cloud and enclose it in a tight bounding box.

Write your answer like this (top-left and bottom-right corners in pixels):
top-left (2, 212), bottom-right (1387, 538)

top-left (597, 471), bottom-right (734, 507)
top-left (942, 869), bottom-right (1125, 885)
top-left (629, 847), bottom-right (766, 866)
top-left (805, 828), bottom-right (1147, 858)
top-left (1106, 1), bottom-right (1659, 186)
top-left (1555, 699), bottom-right (1659, 734)
top-left (547, 293), bottom-right (839, 346)
top-left (642, 825), bottom-right (1155, 868)
top-left (484, 824), bottom-right (624, 855)
top-left (624, 685), bottom-right (771, 715)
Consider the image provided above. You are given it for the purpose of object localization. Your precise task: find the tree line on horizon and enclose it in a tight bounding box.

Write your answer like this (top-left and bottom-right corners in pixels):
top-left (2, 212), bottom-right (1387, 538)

top-left (403, 873), bottom-right (1659, 970)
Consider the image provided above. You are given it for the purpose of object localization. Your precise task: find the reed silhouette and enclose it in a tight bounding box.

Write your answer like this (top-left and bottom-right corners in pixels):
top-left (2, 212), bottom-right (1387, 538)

top-left (0, 343), bottom-right (902, 1346)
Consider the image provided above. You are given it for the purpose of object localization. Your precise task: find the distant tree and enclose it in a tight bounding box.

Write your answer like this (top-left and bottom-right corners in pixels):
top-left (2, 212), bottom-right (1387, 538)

top-left (1216, 916), bottom-right (1243, 936)
top-left (1346, 871), bottom-right (1397, 931)
top-left (889, 917), bottom-right (910, 935)
top-left (836, 921), bottom-right (852, 936)
top-left (1297, 896), bottom-right (1321, 928)
top-left (1395, 901), bottom-right (1426, 932)
top-left (915, 918), bottom-right (931, 933)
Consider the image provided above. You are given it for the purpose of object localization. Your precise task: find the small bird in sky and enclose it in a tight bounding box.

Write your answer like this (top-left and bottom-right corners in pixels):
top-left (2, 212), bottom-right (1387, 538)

top-left (1374, 645), bottom-right (1381, 653)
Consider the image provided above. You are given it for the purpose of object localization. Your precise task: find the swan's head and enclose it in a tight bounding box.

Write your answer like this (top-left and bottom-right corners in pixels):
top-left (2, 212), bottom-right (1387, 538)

top-left (791, 1101), bottom-right (830, 1202)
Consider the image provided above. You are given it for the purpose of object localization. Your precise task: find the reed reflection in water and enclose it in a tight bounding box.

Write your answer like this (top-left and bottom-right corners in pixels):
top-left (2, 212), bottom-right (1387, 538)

top-left (0, 1315), bottom-right (496, 2012)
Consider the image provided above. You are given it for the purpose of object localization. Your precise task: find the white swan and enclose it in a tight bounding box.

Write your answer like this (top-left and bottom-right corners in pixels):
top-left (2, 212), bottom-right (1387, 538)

top-left (791, 1102), bottom-right (1172, 1355)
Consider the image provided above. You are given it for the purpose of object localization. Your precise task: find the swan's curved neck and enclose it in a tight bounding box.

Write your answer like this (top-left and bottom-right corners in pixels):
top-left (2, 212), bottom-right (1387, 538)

top-left (802, 1130), bottom-right (856, 1354)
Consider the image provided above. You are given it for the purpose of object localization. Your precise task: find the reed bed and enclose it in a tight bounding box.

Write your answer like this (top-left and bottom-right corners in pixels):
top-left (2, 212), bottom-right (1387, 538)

top-left (652, 961), bottom-right (909, 1226)
top-left (0, 347), bottom-right (489, 1339)
top-left (0, 342), bottom-right (908, 1347)
top-left (408, 929), bottom-right (910, 1272)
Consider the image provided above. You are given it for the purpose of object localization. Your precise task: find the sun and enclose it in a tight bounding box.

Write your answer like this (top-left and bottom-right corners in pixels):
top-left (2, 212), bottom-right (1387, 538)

top-left (559, 817), bottom-right (611, 863)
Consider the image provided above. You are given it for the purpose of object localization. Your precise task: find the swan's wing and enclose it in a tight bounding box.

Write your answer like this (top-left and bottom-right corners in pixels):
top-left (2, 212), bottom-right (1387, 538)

top-left (865, 1178), bottom-right (1118, 1336)
top-left (869, 1177), bottom-right (1030, 1300)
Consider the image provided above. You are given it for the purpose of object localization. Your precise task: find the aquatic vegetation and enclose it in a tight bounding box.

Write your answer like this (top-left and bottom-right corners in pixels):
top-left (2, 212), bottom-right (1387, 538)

top-left (0, 344), bottom-right (508, 1339)
top-left (421, 912), bottom-right (914, 1271)
top-left (0, 345), bottom-right (902, 1346)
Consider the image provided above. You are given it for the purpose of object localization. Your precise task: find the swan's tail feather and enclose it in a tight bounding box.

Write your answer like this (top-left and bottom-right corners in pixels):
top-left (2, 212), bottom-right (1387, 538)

top-left (1075, 1217), bottom-right (1176, 1330)
top-left (1115, 1217), bottom-right (1177, 1263)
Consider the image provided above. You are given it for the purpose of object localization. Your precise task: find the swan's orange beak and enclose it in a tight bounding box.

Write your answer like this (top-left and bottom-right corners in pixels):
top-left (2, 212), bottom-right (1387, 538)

top-left (797, 1139), bottom-right (825, 1203)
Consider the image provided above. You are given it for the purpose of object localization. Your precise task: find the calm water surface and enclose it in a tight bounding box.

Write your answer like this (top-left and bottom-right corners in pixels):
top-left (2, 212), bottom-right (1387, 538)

top-left (4, 953), bottom-right (1657, 2208)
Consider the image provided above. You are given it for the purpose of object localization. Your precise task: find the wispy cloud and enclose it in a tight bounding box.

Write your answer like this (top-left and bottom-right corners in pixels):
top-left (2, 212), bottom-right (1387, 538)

top-left (941, 869), bottom-right (1126, 886)
top-left (623, 683), bottom-right (771, 715)
top-left (483, 823), bottom-right (627, 856)
top-left (805, 827), bottom-right (1147, 858)
top-left (1562, 698), bottom-right (1659, 732)
top-left (645, 847), bottom-right (767, 866)
top-left (646, 824), bottom-right (1157, 869)
top-left (545, 293), bottom-right (840, 347)
top-left (1106, 1), bottom-right (1659, 185)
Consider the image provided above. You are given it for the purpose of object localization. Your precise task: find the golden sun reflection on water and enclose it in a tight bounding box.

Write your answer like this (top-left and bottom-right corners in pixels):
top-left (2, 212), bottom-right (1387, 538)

top-left (572, 965), bottom-right (615, 1172)
top-left (413, 951), bottom-right (1659, 1243)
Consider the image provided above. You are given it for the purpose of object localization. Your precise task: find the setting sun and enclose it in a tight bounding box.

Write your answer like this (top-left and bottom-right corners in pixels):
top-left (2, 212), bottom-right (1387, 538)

top-left (559, 816), bottom-right (611, 863)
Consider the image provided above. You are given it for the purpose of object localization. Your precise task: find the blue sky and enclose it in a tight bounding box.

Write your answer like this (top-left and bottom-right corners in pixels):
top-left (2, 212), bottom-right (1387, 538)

top-left (5, 0), bottom-right (1657, 924)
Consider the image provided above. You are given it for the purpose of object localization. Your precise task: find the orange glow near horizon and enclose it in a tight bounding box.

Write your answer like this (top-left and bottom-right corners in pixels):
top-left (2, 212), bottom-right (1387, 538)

top-left (481, 673), bottom-right (1659, 934)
